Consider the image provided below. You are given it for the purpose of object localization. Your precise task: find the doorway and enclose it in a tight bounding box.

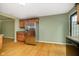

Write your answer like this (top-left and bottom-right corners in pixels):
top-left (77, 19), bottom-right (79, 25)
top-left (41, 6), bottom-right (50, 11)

top-left (2, 20), bottom-right (15, 39)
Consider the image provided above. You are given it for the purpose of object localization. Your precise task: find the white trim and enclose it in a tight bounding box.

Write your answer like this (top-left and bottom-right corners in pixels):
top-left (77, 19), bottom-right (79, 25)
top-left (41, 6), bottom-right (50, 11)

top-left (69, 10), bottom-right (76, 16)
top-left (38, 40), bottom-right (75, 46)
top-left (0, 12), bottom-right (17, 43)
top-left (4, 36), bottom-right (14, 39)
top-left (38, 40), bottom-right (66, 45)
top-left (66, 43), bottom-right (74, 46)
top-left (68, 7), bottom-right (76, 36)
top-left (14, 19), bottom-right (16, 43)
top-left (14, 32), bottom-right (17, 43)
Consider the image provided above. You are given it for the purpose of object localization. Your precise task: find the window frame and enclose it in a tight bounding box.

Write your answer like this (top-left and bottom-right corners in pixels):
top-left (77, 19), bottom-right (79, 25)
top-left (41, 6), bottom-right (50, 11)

top-left (70, 12), bottom-right (77, 36)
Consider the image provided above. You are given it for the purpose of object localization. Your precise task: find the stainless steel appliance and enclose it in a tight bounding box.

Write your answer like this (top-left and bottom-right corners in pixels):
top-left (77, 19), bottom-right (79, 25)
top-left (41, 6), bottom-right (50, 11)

top-left (25, 22), bottom-right (39, 45)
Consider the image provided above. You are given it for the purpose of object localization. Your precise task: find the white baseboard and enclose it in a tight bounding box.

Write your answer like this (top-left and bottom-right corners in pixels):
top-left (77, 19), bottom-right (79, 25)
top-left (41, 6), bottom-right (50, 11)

top-left (66, 43), bottom-right (73, 46)
top-left (38, 40), bottom-right (66, 45)
top-left (4, 36), bottom-right (14, 39)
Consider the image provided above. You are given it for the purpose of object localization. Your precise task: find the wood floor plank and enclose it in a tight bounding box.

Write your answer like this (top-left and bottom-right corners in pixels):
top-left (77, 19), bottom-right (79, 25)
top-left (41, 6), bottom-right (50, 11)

top-left (0, 39), bottom-right (66, 56)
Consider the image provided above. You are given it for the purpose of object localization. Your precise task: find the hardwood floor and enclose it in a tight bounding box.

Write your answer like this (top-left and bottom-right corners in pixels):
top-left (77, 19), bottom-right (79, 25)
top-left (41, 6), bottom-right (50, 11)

top-left (0, 39), bottom-right (66, 56)
top-left (0, 38), bottom-right (79, 56)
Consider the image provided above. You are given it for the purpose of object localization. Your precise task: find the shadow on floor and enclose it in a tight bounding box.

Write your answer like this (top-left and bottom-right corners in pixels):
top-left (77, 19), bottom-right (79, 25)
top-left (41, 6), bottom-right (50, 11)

top-left (66, 45), bottom-right (79, 56)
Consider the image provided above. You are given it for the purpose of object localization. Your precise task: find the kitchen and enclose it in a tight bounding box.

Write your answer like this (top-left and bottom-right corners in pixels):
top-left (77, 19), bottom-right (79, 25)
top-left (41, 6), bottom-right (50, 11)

top-left (16, 18), bottom-right (39, 45)
top-left (0, 3), bottom-right (79, 56)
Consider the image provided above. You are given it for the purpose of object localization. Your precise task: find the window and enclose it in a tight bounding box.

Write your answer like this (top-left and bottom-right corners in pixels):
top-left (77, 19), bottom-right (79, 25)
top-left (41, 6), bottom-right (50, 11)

top-left (70, 12), bottom-right (79, 36)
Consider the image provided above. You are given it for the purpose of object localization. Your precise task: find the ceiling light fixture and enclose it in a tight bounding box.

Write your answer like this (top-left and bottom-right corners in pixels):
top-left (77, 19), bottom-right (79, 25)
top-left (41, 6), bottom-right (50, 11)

top-left (17, 2), bottom-right (26, 6)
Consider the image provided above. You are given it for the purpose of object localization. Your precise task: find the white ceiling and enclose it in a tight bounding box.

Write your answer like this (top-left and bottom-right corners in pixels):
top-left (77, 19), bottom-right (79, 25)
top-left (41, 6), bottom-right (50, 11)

top-left (0, 3), bottom-right (75, 19)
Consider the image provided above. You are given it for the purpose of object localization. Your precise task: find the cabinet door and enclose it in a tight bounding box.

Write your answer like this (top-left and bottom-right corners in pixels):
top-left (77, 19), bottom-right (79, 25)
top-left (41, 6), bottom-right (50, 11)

top-left (77, 4), bottom-right (79, 24)
top-left (0, 35), bottom-right (3, 49)
top-left (17, 32), bottom-right (25, 42)
top-left (19, 20), bottom-right (25, 28)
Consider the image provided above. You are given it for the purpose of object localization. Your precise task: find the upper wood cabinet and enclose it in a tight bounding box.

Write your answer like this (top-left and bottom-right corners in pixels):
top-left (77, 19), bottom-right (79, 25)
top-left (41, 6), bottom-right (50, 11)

top-left (27, 18), bottom-right (39, 24)
top-left (19, 20), bottom-right (25, 28)
top-left (77, 4), bottom-right (79, 24)
top-left (19, 18), bottom-right (39, 28)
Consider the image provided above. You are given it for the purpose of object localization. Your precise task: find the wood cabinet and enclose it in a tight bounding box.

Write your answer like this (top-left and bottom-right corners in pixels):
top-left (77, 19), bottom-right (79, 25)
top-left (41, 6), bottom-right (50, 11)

top-left (19, 18), bottom-right (39, 29)
top-left (27, 18), bottom-right (39, 23)
top-left (19, 20), bottom-right (25, 28)
top-left (18, 18), bottom-right (39, 44)
top-left (77, 4), bottom-right (79, 24)
top-left (17, 32), bottom-right (26, 42)
top-left (25, 29), bottom-right (36, 45)
top-left (0, 35), bottom-right (3, 49)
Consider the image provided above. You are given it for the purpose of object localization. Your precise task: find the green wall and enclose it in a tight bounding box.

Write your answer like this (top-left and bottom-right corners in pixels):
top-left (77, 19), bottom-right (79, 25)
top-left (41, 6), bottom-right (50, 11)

top-left (0, 7), bottom-right (76, 43)
top-left (2, 21), bottom-right (14, 39)
top-left (0, 14), bottom-right (15, 39)
top-left (15, 13), bottom-right (69, 43)
top-left (39, 13), bottom-right (69, 43)
top-left (0, 21), bottom-right (2, 34)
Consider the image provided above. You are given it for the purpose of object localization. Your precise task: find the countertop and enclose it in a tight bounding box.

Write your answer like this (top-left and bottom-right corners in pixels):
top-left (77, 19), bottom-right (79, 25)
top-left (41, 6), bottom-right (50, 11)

top-left (0, 34), bottom-right (4, 37)
top-left (17, 31), bottom-right (27, 32)
top-left (66, 36), bottom-right (79, 43)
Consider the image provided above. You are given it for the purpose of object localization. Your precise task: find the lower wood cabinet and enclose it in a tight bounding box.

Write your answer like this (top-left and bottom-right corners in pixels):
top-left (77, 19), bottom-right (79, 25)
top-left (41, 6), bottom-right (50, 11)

top-left (0, 35), bottom-right (3, 49)
top-left (16, 30), bottom-right (36, 44)
top-left (17, 32), bottom-right (26, 42)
